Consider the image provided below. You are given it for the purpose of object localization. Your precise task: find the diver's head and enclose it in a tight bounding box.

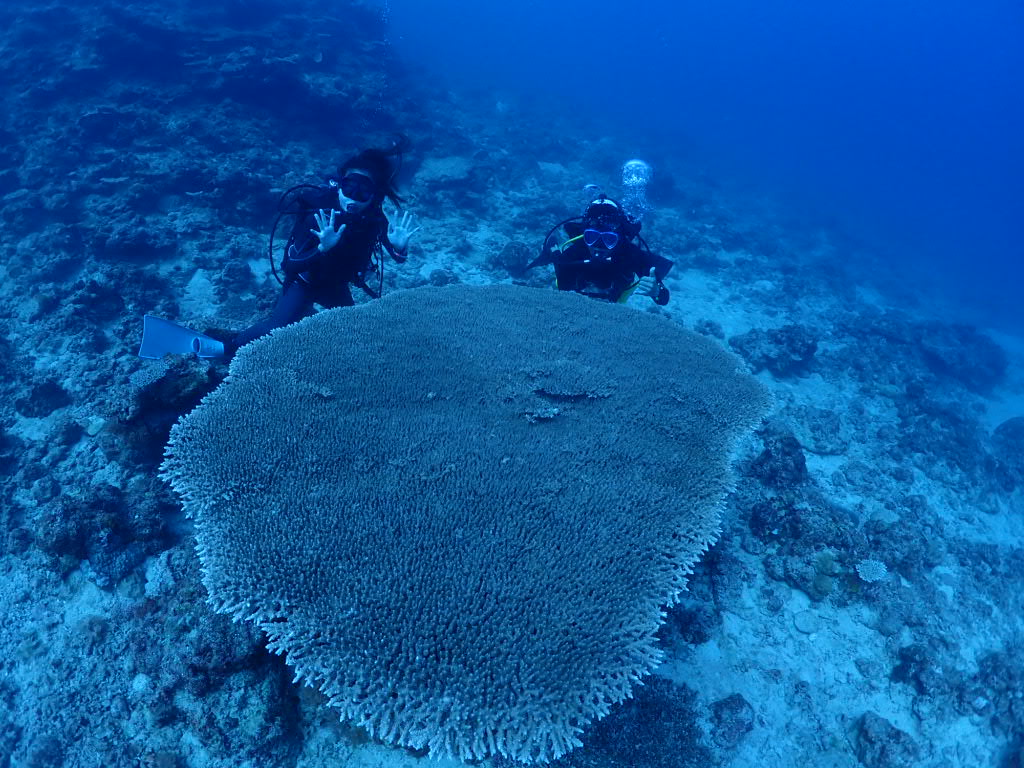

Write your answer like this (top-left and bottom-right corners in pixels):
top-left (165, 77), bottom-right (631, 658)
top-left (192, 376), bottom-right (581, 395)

top-left (336, 139), bottom-right (408, 214)
top-left (581, 197), bottom-right (630, 253)
top-left (336, 169), bottom-right (376, 215)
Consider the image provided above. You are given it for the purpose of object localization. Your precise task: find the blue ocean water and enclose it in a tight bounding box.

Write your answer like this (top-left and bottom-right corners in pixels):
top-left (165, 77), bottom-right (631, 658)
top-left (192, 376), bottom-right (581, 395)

top-left (387, 0), bottom-right (1024, 329)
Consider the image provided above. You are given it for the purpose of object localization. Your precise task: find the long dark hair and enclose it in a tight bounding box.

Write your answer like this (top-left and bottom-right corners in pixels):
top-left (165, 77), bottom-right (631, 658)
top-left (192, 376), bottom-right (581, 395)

top-left (337, 134), bottom-right (410, 207)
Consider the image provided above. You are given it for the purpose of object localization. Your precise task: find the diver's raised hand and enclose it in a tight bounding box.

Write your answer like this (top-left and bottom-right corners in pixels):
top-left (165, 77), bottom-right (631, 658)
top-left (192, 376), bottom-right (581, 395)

top-left (387, 209), bottom-right (421, 253)
top-left (312, 209), bottom-right (344, 252)
top-left (633, 268), bottom-right (659, 300)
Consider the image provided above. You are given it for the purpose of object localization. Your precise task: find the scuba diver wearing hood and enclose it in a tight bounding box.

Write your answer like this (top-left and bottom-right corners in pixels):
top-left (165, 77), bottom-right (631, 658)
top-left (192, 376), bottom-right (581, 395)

top-left (529, 196), bottom-right (673, 306)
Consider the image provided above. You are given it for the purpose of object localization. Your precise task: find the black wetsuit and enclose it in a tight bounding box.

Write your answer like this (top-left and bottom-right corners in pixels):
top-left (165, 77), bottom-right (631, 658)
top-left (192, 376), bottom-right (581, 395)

top-left (552, 221), bottom-right (673, 305)
top-left (229, 186), bottom-right (406, 354)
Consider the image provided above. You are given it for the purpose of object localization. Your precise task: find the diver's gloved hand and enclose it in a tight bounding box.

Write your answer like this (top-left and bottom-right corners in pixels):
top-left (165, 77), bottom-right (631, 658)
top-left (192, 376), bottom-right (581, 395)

top-left (312, 208), bottom-right (345, 252)
top-left (387, 209), bottom-right (421, 253)
top-left (633, 268), bottom-right (659, 300)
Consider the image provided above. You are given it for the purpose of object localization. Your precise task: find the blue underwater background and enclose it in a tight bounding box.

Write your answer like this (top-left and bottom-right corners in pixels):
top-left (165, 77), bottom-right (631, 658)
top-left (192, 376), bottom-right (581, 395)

top-left (0, 0), bottom-right (1022, 767)
top-left (389, 0), bottom-right (1024, 330)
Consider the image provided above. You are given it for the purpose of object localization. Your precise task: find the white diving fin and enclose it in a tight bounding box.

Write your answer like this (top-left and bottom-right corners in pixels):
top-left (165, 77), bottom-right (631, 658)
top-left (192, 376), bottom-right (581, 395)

top-left (138, 315), bottom-right (225, 359)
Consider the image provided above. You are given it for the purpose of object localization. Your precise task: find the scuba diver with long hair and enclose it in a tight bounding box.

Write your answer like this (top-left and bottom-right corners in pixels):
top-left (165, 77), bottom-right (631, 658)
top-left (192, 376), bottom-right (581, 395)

top-left (529, 195), bottom-right (673, 306)
top-left (139, 137), bottom-right (419, 361)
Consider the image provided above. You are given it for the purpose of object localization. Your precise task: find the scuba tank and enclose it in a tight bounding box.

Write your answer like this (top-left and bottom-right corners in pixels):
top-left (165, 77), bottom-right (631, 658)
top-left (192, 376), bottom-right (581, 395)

top-left (266, 183), bottom-right (326, 286)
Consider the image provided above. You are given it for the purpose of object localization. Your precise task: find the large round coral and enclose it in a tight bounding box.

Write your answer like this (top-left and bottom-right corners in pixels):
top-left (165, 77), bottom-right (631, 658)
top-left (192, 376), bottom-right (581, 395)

top-left (164, 284), bottom-right (769, 763)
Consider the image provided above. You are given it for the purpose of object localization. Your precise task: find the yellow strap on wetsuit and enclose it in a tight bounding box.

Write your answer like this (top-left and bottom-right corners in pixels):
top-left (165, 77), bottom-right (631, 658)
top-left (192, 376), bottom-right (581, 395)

top-left (557, 235), bottom-right (640, 301)
top-left (552, 235), bottom-right (584, 291)
top-left (558, 234), bottom-right (584, 252)
top-left (614, 280), bottom-right (638, 303)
